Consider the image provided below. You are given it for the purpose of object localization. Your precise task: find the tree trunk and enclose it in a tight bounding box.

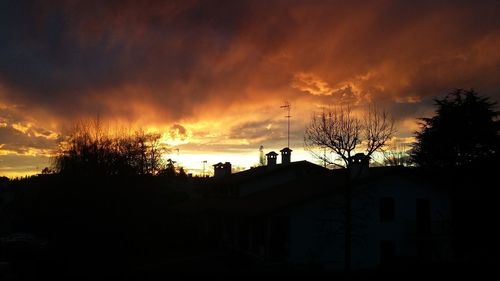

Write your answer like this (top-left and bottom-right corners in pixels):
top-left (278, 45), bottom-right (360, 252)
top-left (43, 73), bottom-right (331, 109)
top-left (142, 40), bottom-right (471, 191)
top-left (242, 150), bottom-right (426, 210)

top-left (344, 169), bottom-right (352, 272)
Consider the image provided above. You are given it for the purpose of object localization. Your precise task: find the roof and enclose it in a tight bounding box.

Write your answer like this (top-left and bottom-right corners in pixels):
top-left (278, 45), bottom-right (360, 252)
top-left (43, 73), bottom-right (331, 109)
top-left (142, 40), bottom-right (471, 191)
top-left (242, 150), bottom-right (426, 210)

top-left (175, 161), bottom-right (337, 215)
top-left (211, 175), bottom-right (338, 216)
top-left (220, 160), bottom-right (329, 185)
top-left (174, 171), bottom-right (338, 216)
top-left (174, 164), bottom-right (449, 217)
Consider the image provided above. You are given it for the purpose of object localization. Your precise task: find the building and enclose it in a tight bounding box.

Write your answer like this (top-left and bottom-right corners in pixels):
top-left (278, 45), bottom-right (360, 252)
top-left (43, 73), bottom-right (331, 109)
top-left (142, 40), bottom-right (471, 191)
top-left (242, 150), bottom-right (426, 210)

top-left (178, 149), bottom-right (453, 271)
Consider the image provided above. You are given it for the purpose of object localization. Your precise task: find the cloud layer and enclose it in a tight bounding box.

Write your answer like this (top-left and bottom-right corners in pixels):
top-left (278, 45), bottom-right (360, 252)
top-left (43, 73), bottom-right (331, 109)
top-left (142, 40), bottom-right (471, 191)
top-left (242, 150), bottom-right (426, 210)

top-left (1, 0), bottom-right (500, 175)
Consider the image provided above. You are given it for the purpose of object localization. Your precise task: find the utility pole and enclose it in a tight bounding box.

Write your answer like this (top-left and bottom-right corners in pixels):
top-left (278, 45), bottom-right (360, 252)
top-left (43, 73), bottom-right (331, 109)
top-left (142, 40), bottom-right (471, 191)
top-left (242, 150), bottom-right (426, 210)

top-left (280, 101), bottom-right (291, 148)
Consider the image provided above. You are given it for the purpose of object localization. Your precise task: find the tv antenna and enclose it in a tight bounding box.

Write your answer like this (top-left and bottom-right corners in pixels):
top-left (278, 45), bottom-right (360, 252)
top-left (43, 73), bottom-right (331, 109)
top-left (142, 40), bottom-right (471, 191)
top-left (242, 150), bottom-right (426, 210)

top-left (280, 101), bottom-right (291, 148)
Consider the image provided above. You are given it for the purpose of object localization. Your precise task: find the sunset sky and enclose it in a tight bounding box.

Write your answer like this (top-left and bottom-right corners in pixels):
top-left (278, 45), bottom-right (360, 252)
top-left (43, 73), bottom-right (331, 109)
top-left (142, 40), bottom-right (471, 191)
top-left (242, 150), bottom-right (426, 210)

top-left (1, 0), bottom-right (500, 177)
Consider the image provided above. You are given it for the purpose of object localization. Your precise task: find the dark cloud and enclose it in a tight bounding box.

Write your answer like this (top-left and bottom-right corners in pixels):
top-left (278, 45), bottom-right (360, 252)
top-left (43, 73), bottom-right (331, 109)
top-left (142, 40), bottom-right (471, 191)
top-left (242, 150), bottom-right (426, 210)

top-left (1, 0), bottom-right (498, 124)
top-left (0, 0), bottom-right (255, 120)
top-left (1, 0), bottom-right (500, 174)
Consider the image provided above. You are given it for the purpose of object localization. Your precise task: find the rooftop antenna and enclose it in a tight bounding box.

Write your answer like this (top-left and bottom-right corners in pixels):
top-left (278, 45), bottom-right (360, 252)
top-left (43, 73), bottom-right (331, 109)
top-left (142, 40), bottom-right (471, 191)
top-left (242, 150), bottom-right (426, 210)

top-left (280, 101), bottom-right (291, 148)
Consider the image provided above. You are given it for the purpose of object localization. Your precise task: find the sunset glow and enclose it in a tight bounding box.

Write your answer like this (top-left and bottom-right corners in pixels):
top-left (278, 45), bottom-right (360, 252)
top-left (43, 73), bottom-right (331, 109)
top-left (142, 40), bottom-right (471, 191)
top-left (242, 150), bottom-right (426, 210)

top-left (1, 0), bottom-right (500, 177)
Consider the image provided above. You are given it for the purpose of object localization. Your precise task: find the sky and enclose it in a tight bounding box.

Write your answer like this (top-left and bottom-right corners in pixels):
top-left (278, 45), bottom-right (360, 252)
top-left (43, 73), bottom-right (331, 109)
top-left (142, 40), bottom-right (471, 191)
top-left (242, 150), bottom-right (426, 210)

top-left (1, 0), bottom-right (500, 177)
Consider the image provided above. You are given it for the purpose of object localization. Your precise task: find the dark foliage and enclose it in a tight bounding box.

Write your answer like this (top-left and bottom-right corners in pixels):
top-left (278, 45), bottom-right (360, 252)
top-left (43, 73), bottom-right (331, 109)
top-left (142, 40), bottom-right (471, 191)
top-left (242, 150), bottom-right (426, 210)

top-left (53, 120), bottom-right (176, 177)
top-left (411, 89), bottom-right (500, 168)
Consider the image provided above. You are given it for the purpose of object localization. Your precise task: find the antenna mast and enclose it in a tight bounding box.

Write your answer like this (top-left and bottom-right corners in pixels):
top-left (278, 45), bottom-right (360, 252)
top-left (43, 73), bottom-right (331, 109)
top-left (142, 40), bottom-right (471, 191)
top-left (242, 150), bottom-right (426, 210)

top-left (280, 101), bottom-right (291, 148)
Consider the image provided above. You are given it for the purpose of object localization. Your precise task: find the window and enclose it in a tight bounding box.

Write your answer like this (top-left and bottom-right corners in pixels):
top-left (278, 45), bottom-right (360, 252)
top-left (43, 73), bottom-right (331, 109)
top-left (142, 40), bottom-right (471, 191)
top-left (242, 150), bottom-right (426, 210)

top-left (380, 197), bottom-right (395, 222)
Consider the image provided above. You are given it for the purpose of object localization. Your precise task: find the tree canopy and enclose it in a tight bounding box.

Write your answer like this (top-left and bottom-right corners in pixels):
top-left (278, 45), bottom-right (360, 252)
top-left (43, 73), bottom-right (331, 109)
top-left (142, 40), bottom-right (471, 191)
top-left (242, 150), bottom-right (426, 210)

top-left (305, 105), bottom-right (395, 168)
top-left (411, 89), bottom-right (500, 168)
top-left (53, 119), bottom-right (172, 177)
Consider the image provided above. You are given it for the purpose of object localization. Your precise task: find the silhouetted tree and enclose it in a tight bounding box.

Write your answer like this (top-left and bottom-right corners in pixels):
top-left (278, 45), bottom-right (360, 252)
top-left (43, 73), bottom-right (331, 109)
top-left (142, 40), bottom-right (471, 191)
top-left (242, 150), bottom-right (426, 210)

top-left (305, 104), bottom-right (395, 271)
top-left (305, 104), bottom-right (395, 167)
top-left (54, 119), bottom-right (168, 176)
top-left (145, 132), bottom-right (164, 175)
top-left (159, 158), bottom-right (177, 177)
top-left (0, 176), bottom-right (8, 185)
top-left (411, 90), bottom-right (500, 263)
top-left (41, 167), bottom-right (55, 174)
top-left (411, 89), bottom-right (500, 168)
top-left (177, 167), bottom-right (188, 178)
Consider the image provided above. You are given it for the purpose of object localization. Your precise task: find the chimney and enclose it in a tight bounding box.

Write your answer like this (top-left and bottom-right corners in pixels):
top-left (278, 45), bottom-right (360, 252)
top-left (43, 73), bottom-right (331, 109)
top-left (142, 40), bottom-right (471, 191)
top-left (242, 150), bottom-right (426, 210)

top-left (280, 147), bottom-right (292, 165)
top-left (348, 153), bottom-right (370, 179)
top-left (266, 151), bottom-right (278, 166)
top-left (213, 162), bottom-right (232, 179)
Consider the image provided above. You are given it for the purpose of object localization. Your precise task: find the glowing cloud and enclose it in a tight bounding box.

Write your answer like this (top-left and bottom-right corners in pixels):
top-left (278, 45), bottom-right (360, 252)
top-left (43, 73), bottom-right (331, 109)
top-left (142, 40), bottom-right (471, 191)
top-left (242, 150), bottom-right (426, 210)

top-left (1, 0), bottom-right (500, 176)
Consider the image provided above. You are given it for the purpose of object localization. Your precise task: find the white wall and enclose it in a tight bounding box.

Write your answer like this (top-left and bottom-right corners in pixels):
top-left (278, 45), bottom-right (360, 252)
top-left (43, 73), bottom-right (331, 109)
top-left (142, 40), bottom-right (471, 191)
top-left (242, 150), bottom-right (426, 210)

top-left (283, 174), bottom-right (452, 270)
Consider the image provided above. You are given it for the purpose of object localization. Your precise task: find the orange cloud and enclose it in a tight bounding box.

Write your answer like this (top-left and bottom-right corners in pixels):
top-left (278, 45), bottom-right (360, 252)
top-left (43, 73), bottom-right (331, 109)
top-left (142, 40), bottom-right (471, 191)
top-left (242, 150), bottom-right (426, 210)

top-left (1, 0), bottom-right (500, 175)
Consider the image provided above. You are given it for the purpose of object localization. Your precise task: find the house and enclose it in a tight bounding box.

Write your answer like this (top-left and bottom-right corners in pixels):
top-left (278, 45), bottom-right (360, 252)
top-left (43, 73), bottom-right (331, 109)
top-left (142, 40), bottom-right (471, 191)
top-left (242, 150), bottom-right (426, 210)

top-left (281, 167), bottom-right (453, 270)
top-left (178, 149), bottom-right (453, 271)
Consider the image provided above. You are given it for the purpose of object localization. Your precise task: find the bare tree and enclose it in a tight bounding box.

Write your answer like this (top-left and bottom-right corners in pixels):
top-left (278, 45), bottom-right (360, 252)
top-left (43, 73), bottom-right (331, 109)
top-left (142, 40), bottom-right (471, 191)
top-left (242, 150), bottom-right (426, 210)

top-left (144, 132), bottom-right (166, 175)
top-left (363, 105), bottom-right (395, 158)
top-left (54, 118), bottom-right (169, 176)
top-left (304, 104), bottom-right (395, 271)
top-left (305, 105), bottom-right (395, 167)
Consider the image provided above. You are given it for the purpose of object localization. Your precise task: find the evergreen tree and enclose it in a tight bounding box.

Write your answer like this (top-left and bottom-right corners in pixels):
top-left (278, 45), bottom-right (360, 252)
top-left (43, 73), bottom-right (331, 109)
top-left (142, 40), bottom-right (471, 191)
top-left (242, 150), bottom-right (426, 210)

top-left (411, 89), bottom-right (499, 168)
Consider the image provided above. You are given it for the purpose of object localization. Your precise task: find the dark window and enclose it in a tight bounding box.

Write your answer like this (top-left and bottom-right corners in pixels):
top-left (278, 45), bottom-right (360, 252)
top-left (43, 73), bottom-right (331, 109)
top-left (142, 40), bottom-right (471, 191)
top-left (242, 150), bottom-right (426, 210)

top-left (380, 240), bottom-right (395, 262)
top-left (380, 197), bottom-right (395, 222)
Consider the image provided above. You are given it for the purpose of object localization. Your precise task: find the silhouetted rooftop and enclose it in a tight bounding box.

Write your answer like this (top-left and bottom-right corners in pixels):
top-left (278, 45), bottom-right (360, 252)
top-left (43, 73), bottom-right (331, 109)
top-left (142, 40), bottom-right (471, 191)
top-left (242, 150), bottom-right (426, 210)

top-left (175, 164), bottom-right (448, 216)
